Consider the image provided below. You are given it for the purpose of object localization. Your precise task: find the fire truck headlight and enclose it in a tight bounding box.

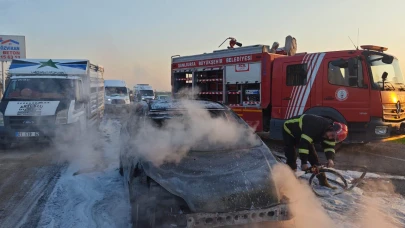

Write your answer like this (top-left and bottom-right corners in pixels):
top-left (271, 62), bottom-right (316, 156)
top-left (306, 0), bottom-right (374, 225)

top-left (375, 126), bottom-right (388, 135)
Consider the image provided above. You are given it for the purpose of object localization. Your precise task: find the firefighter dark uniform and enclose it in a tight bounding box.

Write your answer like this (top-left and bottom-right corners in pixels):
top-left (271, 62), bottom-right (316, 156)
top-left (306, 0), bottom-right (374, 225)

top-left (283, 114), bottom-right (336, 170)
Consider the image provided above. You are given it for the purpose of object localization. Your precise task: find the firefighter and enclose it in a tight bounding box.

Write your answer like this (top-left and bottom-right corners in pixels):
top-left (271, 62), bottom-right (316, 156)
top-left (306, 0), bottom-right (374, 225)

top-left (283, 114), bottom-right (348, 188)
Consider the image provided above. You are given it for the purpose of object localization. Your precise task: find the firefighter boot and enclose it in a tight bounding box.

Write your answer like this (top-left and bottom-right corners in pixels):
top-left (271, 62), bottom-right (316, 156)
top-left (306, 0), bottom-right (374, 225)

top-left (316, 173), bottom-right (337, 189)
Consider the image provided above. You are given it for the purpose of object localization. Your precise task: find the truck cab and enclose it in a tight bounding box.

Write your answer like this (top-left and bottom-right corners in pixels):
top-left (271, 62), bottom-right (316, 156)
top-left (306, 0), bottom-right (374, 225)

top-left (0, 59), bottom-right (104, 148)
top-left (104, 80), bottom-right (131, 113)
top-left (134, 84), bottom-right (155, 102)
top-left (361, 47), bottom-right (405, 139)
top-left (271, 45), bottom-right (405, 142)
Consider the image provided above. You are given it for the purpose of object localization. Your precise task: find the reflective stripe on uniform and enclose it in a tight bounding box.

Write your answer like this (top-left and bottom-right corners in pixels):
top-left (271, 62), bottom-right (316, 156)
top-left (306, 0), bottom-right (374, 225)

top-left (283, 124), bottom-right (294, 137)
top-left (284, 114), bottom-right (306, 137)
top-left (323, 140), bottom-right (336, 146)
top-left (298, 148), bottom-right (309, 154)
top-left (324, 148), bottom-right (335, 153)
top-left (299, 114), bottom-right (305, 129)
top-left (301, 134), bottom-right (313, 143)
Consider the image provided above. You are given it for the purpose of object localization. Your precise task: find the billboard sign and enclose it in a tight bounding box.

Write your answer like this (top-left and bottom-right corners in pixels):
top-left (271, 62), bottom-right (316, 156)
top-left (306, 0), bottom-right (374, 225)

top-left (0, 35), bottom-right (26, 61)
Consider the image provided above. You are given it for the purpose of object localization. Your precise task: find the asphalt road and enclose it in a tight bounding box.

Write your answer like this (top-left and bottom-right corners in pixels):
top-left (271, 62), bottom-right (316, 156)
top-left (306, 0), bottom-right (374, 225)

top-left (335, 142), bottom-right (405, 196)
top-left (0, 144), bottom-right (66, 228)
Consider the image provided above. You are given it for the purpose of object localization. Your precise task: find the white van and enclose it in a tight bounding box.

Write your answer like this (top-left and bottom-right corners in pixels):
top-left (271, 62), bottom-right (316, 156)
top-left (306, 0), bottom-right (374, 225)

top-left (104, 80), bottom-right (130, 112)
top-left (133, 84), bottom-right (155, 102)
top-left (0, 59), bottom-right (104, 147)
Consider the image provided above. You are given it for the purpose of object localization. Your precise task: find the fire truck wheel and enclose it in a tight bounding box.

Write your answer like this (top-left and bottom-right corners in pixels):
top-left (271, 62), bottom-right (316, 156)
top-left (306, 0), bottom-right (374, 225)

top-left (320, 116), bottom-right (344, 152)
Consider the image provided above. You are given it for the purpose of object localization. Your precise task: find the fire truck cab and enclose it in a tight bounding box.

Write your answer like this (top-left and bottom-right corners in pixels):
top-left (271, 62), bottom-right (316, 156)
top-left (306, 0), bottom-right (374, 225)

top-left (171, 38), bottom-right (405, 143)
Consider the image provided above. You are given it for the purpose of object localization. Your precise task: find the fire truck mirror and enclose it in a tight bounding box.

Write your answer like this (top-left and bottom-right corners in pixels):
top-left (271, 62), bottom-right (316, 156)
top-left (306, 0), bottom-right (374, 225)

top-left (382, 72), bottom-right (388, 81)
top-left (382, 55), bottom-right (394, 64)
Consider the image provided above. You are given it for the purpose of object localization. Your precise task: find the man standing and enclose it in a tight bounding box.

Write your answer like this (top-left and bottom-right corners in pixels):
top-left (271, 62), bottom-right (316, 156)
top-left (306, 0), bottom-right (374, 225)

top-left (283, 114), bottom-right (348, 187)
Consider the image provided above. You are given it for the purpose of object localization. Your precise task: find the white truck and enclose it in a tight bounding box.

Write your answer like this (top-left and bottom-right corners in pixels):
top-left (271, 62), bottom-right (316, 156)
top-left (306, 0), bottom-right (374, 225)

top-left (104, 79), bottom-right (131, 113)
top-left (0, 59), bottom-right (105, 148)
top-left (133, 84), bottom-right (155, 102)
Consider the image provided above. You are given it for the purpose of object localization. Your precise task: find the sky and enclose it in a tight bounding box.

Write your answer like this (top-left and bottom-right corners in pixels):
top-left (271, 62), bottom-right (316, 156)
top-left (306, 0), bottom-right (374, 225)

top-left (0, 0), bottom-right (405, 91)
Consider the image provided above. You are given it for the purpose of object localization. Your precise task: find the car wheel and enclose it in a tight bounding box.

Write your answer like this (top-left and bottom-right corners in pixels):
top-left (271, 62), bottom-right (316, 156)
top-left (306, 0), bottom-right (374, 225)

top-left (129, 172), bottom-right (157, 228)
top-left (129, 171), bottom-right (186, 227)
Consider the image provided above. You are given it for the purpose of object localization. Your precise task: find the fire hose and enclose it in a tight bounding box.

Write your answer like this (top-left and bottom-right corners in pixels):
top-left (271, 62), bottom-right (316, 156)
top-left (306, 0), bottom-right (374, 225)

top-left (273, 153), bottom-right (368, 197)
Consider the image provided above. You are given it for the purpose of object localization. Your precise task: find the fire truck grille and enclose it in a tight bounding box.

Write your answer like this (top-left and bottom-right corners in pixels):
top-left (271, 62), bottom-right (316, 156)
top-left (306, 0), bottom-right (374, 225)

top-left (383, 103), bottom-right (405, 122)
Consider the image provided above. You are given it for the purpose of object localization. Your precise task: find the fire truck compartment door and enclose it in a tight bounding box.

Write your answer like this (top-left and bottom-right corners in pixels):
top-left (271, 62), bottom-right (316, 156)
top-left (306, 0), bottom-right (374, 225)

top-left (225, 63), bottom-right (261, 84)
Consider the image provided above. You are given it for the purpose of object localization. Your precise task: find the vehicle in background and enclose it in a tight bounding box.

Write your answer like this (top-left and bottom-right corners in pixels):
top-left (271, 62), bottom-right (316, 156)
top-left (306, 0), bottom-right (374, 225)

top-left (104, 80), bottom-right (131, 113)
top-left (171, 36), bottom-right (405, 143)
top-left (155, 91), bottom-right (171, 101)
top-left (156, 94), bottom-right (170, 100)
top-left (0, 59), bottom-right (104, 148)
top-left (133, 84), bottom-right (154, 102)
top-left (128, 88), bottom-right (134, 102)
top-left (119, 99), bottom-right (291, 227)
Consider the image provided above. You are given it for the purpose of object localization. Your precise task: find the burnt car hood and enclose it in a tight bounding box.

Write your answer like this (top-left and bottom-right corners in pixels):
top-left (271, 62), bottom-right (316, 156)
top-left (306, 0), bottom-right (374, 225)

top-left (140, 142), bottom-right (282, 213)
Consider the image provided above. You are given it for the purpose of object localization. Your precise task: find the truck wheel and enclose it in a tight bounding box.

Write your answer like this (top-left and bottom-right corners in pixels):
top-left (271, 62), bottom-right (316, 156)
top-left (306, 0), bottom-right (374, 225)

top-left (320, 116), bottom-right (344, 152)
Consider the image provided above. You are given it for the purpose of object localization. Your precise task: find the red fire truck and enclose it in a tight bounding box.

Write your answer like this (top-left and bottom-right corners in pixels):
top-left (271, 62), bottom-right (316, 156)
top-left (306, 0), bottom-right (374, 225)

top-left (171, 37), bottom-right (405, 143)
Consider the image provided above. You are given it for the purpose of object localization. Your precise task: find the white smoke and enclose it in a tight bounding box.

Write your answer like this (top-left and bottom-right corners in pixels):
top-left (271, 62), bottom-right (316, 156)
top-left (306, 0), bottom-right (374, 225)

top-left (124, 89), bottom-right (261, 166)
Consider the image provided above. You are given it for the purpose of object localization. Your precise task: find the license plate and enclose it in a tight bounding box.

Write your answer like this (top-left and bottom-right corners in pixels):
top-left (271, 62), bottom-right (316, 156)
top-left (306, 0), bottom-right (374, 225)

top-left (15, 132), bottom-right (40, 137)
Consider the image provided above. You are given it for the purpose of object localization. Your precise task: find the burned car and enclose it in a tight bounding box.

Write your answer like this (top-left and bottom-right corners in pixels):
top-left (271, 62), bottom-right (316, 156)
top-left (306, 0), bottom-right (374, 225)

top-left (119, 99), bottom-right (291, 228)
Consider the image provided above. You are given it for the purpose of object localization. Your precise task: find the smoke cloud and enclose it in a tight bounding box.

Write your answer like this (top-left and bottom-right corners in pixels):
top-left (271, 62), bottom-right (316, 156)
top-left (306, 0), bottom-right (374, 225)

top-left (52, 118), bottom-right (120, 175)
top-left (123, 89), bottom-right (260, 166)
top-left (354, 179), bottom-right (401, 228)
top-left (271, 163), bottom-right (403, 228)
top-left (272, 163), bottom-right (336, 228)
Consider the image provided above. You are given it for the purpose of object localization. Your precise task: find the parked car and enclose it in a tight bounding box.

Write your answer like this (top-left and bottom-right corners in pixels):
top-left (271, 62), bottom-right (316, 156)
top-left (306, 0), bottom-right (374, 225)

top-left (156, 94), bottom-right (170, 100)
top-left (119, 99), bottom-right (291, 228)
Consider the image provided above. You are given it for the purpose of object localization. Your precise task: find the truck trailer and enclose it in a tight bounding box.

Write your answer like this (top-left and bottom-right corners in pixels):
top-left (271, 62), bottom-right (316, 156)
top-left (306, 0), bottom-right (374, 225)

top-left (0, 59), bottom-right (105, 147)
top-left (171, 36), bottom-right (405, 143)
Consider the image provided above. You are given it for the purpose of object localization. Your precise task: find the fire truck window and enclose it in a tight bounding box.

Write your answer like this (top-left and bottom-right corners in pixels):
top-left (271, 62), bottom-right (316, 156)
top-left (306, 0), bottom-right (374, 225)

top-left (286, 64), bottom-right (308, 86)
top-left (328, 58), bottom-right (363, 87)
